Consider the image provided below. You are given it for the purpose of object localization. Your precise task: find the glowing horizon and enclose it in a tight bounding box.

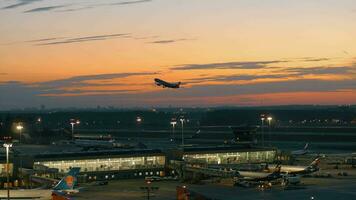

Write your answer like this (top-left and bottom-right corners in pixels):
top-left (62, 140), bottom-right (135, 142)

top-left (0, 0), bottom-right (355, 109)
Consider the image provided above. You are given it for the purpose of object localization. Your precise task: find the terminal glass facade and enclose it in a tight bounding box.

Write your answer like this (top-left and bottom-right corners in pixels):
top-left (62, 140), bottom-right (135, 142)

top-left (0, 163), bottom-right (13, 177)
top-left (34, 155), bottom-right (165, 173)
top-left (183, 150), bottom-right (276, 164)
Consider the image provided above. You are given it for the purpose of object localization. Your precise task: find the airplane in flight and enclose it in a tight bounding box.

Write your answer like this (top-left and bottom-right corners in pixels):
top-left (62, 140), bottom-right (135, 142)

top-left (154, 78), bottom-right (181, 88)
top-left (291, 143), bottom-right (310, 156)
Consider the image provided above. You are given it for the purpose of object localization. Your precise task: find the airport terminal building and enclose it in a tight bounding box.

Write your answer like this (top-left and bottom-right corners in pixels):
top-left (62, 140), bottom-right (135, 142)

top-left (30, 149), bottom-right (166, 181)
top-left (17, 144), bottom-right (276, 183)
top-left (172, 146), bottom-right (276, 165)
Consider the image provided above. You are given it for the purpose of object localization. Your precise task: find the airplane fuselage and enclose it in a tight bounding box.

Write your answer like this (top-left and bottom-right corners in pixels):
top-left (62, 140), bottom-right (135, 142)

top-left (268, 165), bottom-right (318, 175)
top-left (291, 150), bottom-right (308, 156)
top-left (154, 78), bottom-right (181, 88)
top-left (237, 171), bottom-right (281, 182)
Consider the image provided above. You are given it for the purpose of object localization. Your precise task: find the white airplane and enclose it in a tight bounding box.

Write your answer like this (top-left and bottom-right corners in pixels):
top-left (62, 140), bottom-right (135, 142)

top-left (234, 164), bottom-right (282, 187)
top-left (291, 143), bottom-right (309, 156)
top-left (268, 157), bottom-right (321, 175)
top-left (74, 139), bottom-right (120, 149)
top-left (154, 78), bottom-right (181, 88)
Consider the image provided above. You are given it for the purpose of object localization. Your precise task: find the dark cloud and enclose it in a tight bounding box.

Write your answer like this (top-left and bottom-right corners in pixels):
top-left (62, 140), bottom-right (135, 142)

top-left (284, 66), bottom-right (356, 76)
top-left (300, 57), bottom-right (331, 62)
top-left (133, 35), bottom-right (159, 40)
top-left (0, 72), bottom-right (157, 108)
top-left (56, 6), bottom-right (94, 12)
top-left (0, 82), bottom-right (104, 109)
top-left (2, 78), bottom-right (355, 109)
top-left (149, 38), bottom-right (194, 44)
top-left (24, 5), bottom-right (67, 13)
top-left (0, 81), bottom-right (21, 85)
top-left (1, 37), bottom-right (66, 46)
top-left (184, 66), bottom-right (355, 84)
top-left (25, 37), bottom-right (66, 43)
top-left (171, 60), bottom-right (285, 71)
top-left (56, 0), bottom-right (152, 13)
top-left (282, 57), bottom-right (335, 62)
top-left (111, 0), bottom-right (152, 5)
top-left (5, 33), bottom-right (190, 47)
top-left (145, 79), bottom-right (356, 99)
top-left (35, 72), bottom-right (156, 89)
top-left (0, 81), bottom-right (43, 109)
top-left (0, 72), bottom-right (154, 92)
top-left (186, 74), bottom-right (288, 84)
top-left (150, 40), bottom-right (178, 44)
top-left (41, 89), bottom-right (137, 96)
top-left (2, 0), bottom-right (152, 13)
top-left (0, 73), bottom-right (8, 75)
top-left (36, 33), bottom-right (130, 45)
top-left (2, 0), bottom-right (42, 9)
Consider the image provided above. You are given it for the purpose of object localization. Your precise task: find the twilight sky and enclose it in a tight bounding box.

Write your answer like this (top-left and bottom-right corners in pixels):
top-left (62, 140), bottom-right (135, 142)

top-left (0, 0), bottom-right (355, 109)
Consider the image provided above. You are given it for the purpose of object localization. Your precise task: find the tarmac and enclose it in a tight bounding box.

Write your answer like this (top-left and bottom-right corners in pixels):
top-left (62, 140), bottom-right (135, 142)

top-left (2, 129), bottom-right (356, 200)
top-left (73, 175), bottom-right (356, 200)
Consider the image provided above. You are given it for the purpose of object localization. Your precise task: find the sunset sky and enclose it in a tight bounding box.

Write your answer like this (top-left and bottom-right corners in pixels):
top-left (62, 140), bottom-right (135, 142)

top-left (0, 0), bottom-right (355, 109)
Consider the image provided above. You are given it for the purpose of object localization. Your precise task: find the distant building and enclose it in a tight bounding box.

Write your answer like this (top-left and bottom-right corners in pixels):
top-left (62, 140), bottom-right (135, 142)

top-left (29, 149), bottom-right (166, 181)
top-left (0, 154), bottom-right (13, 177)
top-left (171, 146), bottom-right (276, 165)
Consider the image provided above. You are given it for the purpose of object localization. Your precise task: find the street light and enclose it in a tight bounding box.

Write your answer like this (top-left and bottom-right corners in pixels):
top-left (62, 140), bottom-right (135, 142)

top-left (16, 124), bottom-right (23, 144)
top-left (136, 117), bottom-right (143, 141)
top-left (180, 118), bottom-right (185, 147)
top-left (136, 117), bottom-right (142, 123)
top-left (3, 142), bottom-right (12, 200)
top-left (140, 181), bottom-right (159, 200)
top-left (170, 121), bottom-right (177, 142)
top-left (260, 116), bottom-right (265, 147)
top-left (267, 117), bottom-right (273, 146)
top-left (70, 120), bottom-right (80, 141)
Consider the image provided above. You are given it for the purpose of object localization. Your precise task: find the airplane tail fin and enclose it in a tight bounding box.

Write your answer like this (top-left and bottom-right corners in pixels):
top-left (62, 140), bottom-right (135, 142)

top-left (274, 162), bottom-right (281, 173)
top-left (53, 167), bottom-right (80, 191)
top-left (304, 143), bottom-right (309, 150)
top-left (310, 157), bottom-right (321, 168)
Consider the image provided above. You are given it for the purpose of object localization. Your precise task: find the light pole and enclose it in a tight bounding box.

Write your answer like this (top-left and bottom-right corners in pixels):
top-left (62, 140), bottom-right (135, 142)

top-left (16, 125), bottom-right (23, 144)
top-left (180, 118), bottom-right (185, 147)
top-left (261, 117), bottom-right (265, 147)
top-left (140, 181), bottom-right (159, 200)
top-left (170, 121), bottom-right (177, 142)
top-left (136, 117), bottom-right (142, 141)
top-left (70, 120), bottom-right (80, 141)
top-left (267, 117), bottom-right (272, 147)
top-left (37, 117), bottom-right (42, 143)
top-left (4, 142), bottom-right (12, 200)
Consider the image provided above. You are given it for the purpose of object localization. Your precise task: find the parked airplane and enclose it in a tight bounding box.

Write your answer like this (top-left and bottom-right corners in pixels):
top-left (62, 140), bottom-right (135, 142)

top-left (74, 139), bottom-right (124, 150)
top-left (53, 167), bottom-right (81, 194)
top-left (268, 157), bottom-right (320, 175)
top-left (154, 78), bottom-right (181, 88)
top-left (0, 168), bottom-right (81, 199)
top-left (291, 143), bottom-right (309, 156)
top-left (234, 164), bottom-right (282, 187)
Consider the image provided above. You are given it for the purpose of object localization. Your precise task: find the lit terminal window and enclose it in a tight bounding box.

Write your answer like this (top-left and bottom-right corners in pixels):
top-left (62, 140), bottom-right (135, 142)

top-left (34, 155), bottom-right (165, 173)
top-left (182, 151), bottom-right (276, 164)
